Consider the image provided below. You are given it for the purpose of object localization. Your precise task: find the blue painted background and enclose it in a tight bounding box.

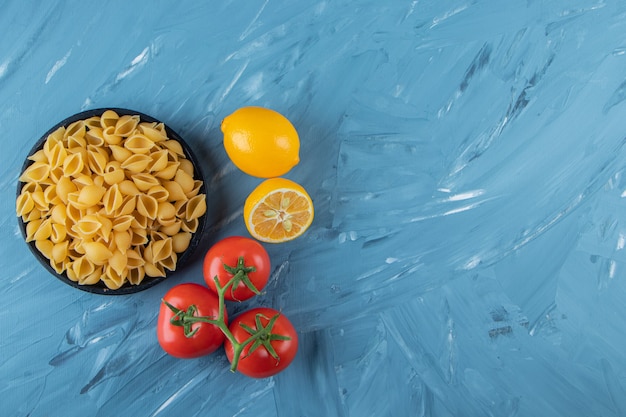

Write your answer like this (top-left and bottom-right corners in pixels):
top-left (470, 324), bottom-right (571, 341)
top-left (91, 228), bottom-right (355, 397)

top-left (2, 0), bottom-right (626, 415)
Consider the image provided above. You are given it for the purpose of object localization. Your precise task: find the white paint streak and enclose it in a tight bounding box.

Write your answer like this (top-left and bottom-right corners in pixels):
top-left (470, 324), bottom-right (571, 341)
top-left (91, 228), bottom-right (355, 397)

top-left (0, 60), bottom-right (8, 79)
top-left (115, 46), bottom-right (150, 82)
top-left (45, 49), bottom-right (72, 84)
top-left (445, 189), bottom-right (485, 202)
top-left (616, 233), bottom-right (625, 250)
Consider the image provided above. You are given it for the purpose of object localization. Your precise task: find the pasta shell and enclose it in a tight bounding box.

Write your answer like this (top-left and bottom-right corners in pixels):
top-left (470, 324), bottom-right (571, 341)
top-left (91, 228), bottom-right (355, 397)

top-left (185, 194), bottom-right (207, 220)
top-left (50, 259), bottom-right (66, 274)
top-left (179, 159), bottom-right (195, 176)
top-left (144, 262), bottom-right (165, 278)
top-left (65, 120), bottom-right (86, 139)
top-left (181, 217), bottom-right (198, 233)
top-left (147, 185), bottom-right (169, 202)
top-left (126, 249), bottom-right (145, 269)
top-left (46, 142), bottom-right (67, 170)
top-left (52, 241), bottom-right (69, 264)
top-left (151, 238), bottom-right (173, 263)
top-left (115, 195), bottom-right (137, 216)
top-left (72, 174), bottom-right (94, 188)
top-left (102, 266), bottom-right (126, 290)
top-left (43, 184), bottom-right (62, 207)
top-left (131, 173), bottom-right (160, 192)
top-left (139, 123), bottom-right (168, 142)
top-left (161, 140), bottom-right (185, 158)
top-left (130, 227), bottom-right (148, 246)
top-left (77, 185), bottom-right (106, 207)
top-left (50, 223), bottom-right (67, 244)
top-left (83, 116), bottom-right (102, 129)
top-left (174, 169), bottom-right (194, 194)
top-left (67, 134), bottom-right (87, 150)
top-left (85, 127), bottom-right (105, 147)
top-left (158, 252), bottom-right (177, 272)
top-left (136, 194), bottom-right (158, 219)
top-left (124, 134), bottom-right (154, 154)
top-left (16, 192), bottom-right (35, 217)
top-left (157, 201), bottom-right (176, 223)
top-left (172, 232), bottom-right (191, 253)
top-left (20, 161), bottom-right (50, 183)
top-left (174, 200), bottom-right (187, 218)
top-left (31, 190), bottom-right (48, 211)
top-left (48, 126), bottom-right (66, 143)
top-left (102, 183), bottom-right (124, 215)
top-left (65, 202), bottom-right (83, 224)
top-left (112, 215), bottom-right (134, 231)
top-left (103, 126), bottom-right (122, 145)
top-left (50, 203), bottom-right (67, 224)
top-left (23, 208), bottom-right (42, 223)
top-left (154, 162), bottom-right (179, 180)
top-left (115, 115), bottom-right (140, 136)
top-left (185, 180), bottom-right (203, 199)
top-left (118, 180), bottom-right (141, 196)
top-left (103, 162), bottom-right (125, 185)
top-left (33, 218), bottom-right (52, 241)
top-left (28, 149), bottom-right (47, 163)
top-left (73, 214), bottom-right (102, 238)
top-left (56, 177), bottom-right (77, 204)
top-left (35, 239), bottom-right (54, 260)
top-left (49, 167), bottom-right (64, 184)
top-left (162, 181), bottom-right (186, 202)
top-left (109, 250), bottom-right (128, 275)
top-left (87, 147), bottom-right (109, 175)
top-left (79, 267), bottom-right (103, 286)
top-left (20, 182), bottom-right (41, 194)
top-left (127, 267), bottom-right (145, 285)
top-left (159, 220), bottom-right (182, 236)
top-left (62, 153), bottom-right (85, 177)
top-left (149, 149), bottom-right (169, 172)
top-left (113, 230), bottom-right (131, 254)
top-left (100, 110), bottom-right (119, 128)
top-left (121, 154), bottom-right (152, 173)
top-left (95, 213), bottom-right (113, 242)
top-left (109, 145), bottom-right (133, 162)
top-left (83, 241), bottom-right (113, 265)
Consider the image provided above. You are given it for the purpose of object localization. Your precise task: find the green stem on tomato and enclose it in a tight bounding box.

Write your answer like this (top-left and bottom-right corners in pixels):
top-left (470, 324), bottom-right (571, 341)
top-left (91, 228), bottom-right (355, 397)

top-left (222, 256), bottom-right (261, 300)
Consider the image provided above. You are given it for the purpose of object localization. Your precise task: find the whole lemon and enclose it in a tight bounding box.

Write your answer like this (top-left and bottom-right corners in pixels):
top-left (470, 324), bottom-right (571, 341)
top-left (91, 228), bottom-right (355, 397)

top-left (221, 106), bottom-right (300, 178)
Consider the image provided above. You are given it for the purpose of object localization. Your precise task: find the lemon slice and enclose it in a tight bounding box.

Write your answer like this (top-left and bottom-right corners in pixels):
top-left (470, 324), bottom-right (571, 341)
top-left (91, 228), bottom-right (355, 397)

top-left (244, 178), bottom-right (314, 243)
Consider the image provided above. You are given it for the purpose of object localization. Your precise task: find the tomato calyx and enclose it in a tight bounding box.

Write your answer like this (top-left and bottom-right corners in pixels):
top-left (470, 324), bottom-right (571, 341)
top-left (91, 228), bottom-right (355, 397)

top-left (161, 299), bottom-right (217, 337)
top-left (222, 256), bottom-right (261, 301)
top-left (238, 313), bottom-right (291, 362)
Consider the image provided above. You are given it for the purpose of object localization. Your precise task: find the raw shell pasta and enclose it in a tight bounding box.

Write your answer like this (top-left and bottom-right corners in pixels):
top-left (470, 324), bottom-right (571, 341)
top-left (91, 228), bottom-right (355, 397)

top-left (121, 154), bottom-right (152, 173)
top-left (185, 195), bottom-right (207, 220)
top-left (115, 115), bottom-right (140, 136)
top-left (16, 111), bottom-right (206, 290)
top-left (172, 232), bottom-right (192, 253)
top-left (124, 134), bottom-right (154, 154)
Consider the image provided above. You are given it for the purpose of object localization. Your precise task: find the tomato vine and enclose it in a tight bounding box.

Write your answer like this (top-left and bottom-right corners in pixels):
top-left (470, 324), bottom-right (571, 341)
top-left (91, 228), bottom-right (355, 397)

top-left (162, 274), bottom-right (291, 373)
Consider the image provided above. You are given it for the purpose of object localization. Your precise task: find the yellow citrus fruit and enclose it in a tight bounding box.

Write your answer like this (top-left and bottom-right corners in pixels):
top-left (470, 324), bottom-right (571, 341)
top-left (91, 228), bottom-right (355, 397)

top-left (221, 106), bottom-right (300, 178)
top-left (244, 178), bottom-right (314, 243)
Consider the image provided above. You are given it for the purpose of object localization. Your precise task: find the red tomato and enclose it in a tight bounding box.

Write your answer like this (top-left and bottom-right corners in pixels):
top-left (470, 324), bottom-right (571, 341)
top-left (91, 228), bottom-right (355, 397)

top-left (203, 236), bottom-right (271, 301)
top-left (224, 307), bottom-right (298, 378)
top-left (157, 283), bottom-right (227, 359)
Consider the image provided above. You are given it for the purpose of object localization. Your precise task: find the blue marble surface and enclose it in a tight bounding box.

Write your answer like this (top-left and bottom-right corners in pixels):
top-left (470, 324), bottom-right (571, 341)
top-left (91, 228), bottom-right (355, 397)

top-left (2, 0), bottom-right (626, 415)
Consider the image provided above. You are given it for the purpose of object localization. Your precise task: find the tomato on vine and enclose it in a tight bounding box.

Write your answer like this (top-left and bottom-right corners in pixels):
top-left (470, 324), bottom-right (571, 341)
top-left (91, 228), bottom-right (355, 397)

top-left (224, 307), bottom-right (298, 378)
top-left (157, 283), bottom-right (226, 359)
top-left (203, 236), bottom-right (271, 301)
